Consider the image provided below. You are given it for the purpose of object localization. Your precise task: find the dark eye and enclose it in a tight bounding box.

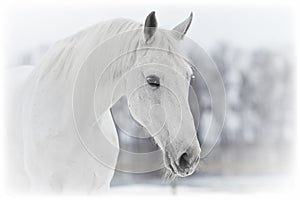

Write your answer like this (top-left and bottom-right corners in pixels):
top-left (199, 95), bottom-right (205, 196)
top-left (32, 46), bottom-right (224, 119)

top-left (146, 75), bottom-right (160, 87)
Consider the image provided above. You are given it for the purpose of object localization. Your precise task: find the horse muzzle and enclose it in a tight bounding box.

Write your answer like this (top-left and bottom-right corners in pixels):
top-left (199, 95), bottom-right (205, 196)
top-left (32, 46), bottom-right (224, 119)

top-left (164, 146), bottom-right (201, 177)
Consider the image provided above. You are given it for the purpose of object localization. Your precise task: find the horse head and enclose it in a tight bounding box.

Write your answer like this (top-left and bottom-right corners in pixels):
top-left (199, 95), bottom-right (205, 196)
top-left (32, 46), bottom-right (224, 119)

top-left (126, 12), bottom-right (201, 177)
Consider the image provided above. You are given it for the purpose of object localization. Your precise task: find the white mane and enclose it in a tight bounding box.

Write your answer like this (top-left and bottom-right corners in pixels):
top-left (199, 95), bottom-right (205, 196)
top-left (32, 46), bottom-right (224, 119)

top-left (33, 19), bottom-right (141, 82)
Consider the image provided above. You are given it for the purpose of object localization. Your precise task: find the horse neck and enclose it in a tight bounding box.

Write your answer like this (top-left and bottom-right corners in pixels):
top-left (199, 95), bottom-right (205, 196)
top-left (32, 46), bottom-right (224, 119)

top-left (92, 32), bottom-right (140, 116)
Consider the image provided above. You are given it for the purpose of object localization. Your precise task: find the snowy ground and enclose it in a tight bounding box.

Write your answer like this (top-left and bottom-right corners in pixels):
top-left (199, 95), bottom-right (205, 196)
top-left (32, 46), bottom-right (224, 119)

top-left (110, 175), bottom-right (293, 195)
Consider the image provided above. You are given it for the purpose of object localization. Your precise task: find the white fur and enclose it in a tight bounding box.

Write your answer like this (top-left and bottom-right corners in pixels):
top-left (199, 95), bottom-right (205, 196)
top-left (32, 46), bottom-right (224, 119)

top-left (7, 15), bottom-right (201, 193)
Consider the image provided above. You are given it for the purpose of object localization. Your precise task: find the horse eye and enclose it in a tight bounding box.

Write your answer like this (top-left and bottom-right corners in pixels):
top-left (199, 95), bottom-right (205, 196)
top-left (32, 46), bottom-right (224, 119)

top-left (146, 75), bottom-right (160, 87)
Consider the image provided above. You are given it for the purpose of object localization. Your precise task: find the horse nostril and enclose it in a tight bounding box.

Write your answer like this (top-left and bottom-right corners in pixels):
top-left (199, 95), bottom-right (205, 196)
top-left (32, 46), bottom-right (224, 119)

top-left (178, 153), bottom-right (190, 170)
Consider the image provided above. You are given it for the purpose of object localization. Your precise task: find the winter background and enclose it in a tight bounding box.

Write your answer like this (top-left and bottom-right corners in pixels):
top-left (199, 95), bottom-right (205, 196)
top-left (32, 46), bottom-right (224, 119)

top-left (4, 4), bottom-right (296, 195)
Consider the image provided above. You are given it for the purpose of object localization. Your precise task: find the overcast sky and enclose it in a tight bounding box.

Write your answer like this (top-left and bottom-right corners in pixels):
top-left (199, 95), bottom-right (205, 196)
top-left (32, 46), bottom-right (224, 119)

top-left (4, 5), bottom-right (294, 66)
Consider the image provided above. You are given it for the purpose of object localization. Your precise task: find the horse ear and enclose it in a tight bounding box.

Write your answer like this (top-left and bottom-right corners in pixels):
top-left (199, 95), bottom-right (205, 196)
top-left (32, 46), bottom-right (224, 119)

top-left (172, 12), bottom-right (193, 40)
top-left (144, 11), bottom-right (157, 42)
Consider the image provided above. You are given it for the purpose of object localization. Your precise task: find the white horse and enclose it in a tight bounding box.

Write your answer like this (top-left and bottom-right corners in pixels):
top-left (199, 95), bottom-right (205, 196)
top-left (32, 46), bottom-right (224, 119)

top-left (7, 11), bottom-right (201, 193)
